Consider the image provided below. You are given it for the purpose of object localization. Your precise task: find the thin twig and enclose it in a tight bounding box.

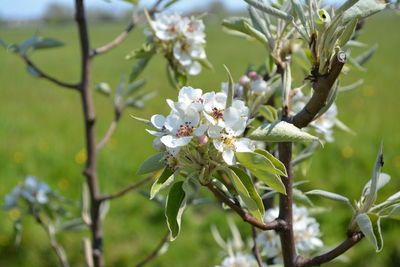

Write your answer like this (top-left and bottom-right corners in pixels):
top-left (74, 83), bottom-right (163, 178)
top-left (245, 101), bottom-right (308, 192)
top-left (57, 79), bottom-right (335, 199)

top-left (205, 183), bottom-right (287, 231)
top-left (135, 231), bottom-right (170, 267)
top-left (90, 0), bottom-right (163, 57)
top-left (251, 226), bottom-right (263, 267)
top-left (96, 110), bottom-right (121, 151)
top-left (22, 55), bottom-right (79, 90)
top-left (295, 232), bottom-right (364, 267)
top-left (100, 176), bottom-right (152, 202)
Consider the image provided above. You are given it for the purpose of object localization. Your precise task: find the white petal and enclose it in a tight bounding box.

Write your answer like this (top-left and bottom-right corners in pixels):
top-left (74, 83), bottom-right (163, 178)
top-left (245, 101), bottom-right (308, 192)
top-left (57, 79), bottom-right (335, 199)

top-left (151, 114), bottom-right (166, 129)
top-left (186, 61), bottom-right (202, 76)
top-left (164, 113), bottom-right (182, 133)
top-left (194, 124), bottom-right (208, 136)
top-left (161, 135), bottom-right (192, 148)
top-left (208, 125), bottom-right (223, 138)
top-left (212, 139), bottom-right (224, 152)
top-left (146, 129), bottom-right (164, 136)
top-left (234, 138), bottom-right (255, 152)
top-left (222, 149), bottom-right (235, 165)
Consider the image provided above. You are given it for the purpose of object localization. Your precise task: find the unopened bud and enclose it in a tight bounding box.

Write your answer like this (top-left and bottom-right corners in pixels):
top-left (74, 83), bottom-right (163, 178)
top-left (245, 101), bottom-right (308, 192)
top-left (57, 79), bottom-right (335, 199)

top-left (239, 75), bottom-right (250, 85)
top-left (248, 71), bottom-right (258, 80)
top-left (197, 135), bottom-right (209, 145)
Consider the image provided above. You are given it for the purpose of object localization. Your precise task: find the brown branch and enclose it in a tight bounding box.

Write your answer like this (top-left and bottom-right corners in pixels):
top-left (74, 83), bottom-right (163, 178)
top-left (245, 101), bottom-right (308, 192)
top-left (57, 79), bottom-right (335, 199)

top-left (75, 1), bottom-right (103, 266)
top-left (135, 231), bottom-right (170, 267)
top-left (251, 226), bottom-right (263, 267)
top-left (295, 232), bottom-right (364, 267)
top-left (292, 53), bottom-right (345, 128)
top-left (205, 183), bottom-right (287, 231)
top-left (90, 0), bottom-right (163, 57)
top-left (100, 176), bottom-right (152, 202)
top-left (21, 55), bottom-right (79, 90)
top-left (96, 110), bottom-right (121, 151)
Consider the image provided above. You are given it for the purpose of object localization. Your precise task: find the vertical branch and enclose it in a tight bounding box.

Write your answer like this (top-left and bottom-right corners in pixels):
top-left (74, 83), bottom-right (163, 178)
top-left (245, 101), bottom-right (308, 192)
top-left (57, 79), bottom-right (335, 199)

top-left (75, 0), bottom-right (103, 266)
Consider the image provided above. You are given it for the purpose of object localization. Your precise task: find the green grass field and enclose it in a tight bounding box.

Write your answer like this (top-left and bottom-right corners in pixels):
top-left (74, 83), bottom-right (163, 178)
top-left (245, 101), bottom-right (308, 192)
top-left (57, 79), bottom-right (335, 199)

top-left (1, 11), bottom-right (400, 267)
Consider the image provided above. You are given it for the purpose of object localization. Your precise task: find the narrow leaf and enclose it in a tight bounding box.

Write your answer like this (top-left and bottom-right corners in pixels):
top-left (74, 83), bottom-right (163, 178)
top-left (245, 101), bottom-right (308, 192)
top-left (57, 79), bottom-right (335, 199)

top-left (126, 79), bottom-right (146, 96)
top-left (362, 173), bottom-right (391, 197)
top-left (355, 44), bottom-right (378, 66)
top-left (355, 213), bottom-right (379, 251)
top-left (249, 121), bottom-right (320, 143)
top-left (235, 152), bottom-right (286, 194)
top-left (130, 57), bottom-right (151, 82)
top-left (259, 105), bottom-right (278, 122)
top-left (244, 0), bottom-right (294, 22)
top-left (338, 18), bottom-right (358, 47)
top-left (229, 167), bottom-right (265, 222)
top-left (294, 188), bottom-right (313, 206)
top-left (368, 213), bottom-right (384, 252)
top-left (223, 65), bottom-right (234, 109)
top-left (165, 181), bottom-right (187, 241)
top-left (306, 190), bottom-right (352, 206)
top-left (137, 152), bottom-right (166, 175)
top-left (342, 0), bottom-right (386, 24)
top-left (33, 38), bottom-right (64, 50)
top-left (150, 168), bottom-right (175, 199)
top-left (95, 82), bottom-right (112, 96)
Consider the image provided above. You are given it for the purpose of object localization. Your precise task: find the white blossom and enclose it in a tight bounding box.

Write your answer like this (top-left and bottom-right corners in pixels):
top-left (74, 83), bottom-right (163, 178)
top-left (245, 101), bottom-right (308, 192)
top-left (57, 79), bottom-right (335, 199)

top-left (152, 13), bottom-right (183, 41)
top-left (181, 17), bottom-right (206, 43)
top-left (257, 205), bottom-right (323, 264)
top-left (216, 253), bottom-right (258, 267)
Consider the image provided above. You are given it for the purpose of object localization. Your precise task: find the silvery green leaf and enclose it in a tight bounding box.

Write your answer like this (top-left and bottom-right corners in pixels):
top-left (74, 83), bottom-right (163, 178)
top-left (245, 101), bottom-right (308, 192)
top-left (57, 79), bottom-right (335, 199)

top-left (244, 0), bottom-right (294, 21)
top-left (126, 79), bottom-right (146, 96)
top-left (33, 38), bottom-right (64, 50)
top-left (387, 205), bottom-right (400, 220)
top-left (137, 152), bottom-right (166, 175)
top-left (342, 0), bottom-right (386, 24)
top-left (248, 7), bottom-right (273, 44)
top-left (198, 58), bottom-right (214, 72)
top-left (81, 183), bottom-right (91, 225)
top-left (222, 17), bottom-right (268, 45)
top-left (150, 168), bottom-right (175, 200)
top-left (386, 191), bottom-right (400, 202)
top-left (249, 121), bottom-right (320, 143)
top-left (315, 80), bottom-right (339, 120)
top-left (306, 190), bottom-right (352, 206)
top-left (100, 199), bottom-right (109, 220)
top-left (19, 36), bottom-right (39, 53)
top-left (362, 173), bottom-right (391, 197)
top-left (211, 225), bottom-right (227, 250)
top-left (130, 115), bottom-right (153, 127)
top-left (282, 63), bottom-right (291, 108)
top-left (223, 65), bottom-right (234, 109)
top-left (336, 0), bottom-right (360, 15)
top-left (356, 213), bottom-right (383, 252)
top-left (95, 82), bottom-right (112, 96)
top-left (229, 167), bottom-right (265, 222)
top-left (254, 149), bottom-right (287, 176)
top-left (334, 118), bottom-right (356, 135)
top-left (347, 55), bottom-right (366, 71)
top-left (346, 40), bottom-right (367, 47)
top-left (26, 66), bottom-right (41, 77)
top-left (355, 44), bottom-right (378, 66)
top-left (165, 181), bottom-right (187, 241)
top-left (130, 57), bottom-right (151, 82)
top-left (291, 0), bottom-right (309, 35)
top-left (339, 79), bottom-right (364, 92)
top-left (259, 105), bottom-right (278, 122)
top-left (361, 143), bottom-right (384, 212)
top-left (294, 188), bottom-right (314, 206)
top-left (338, 18), bottom-right (358, 47)
top-left (292, 151), bottom-right (314, 166)
top-left (59, 218), bottom-right (86, 232)
top-left (243, 21), bottom-right (269, 45)
top-left (235, 152), bottom-right (286, 194)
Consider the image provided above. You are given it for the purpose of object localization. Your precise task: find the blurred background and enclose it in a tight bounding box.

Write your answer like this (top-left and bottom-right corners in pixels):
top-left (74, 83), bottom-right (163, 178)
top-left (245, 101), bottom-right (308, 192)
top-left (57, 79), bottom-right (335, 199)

top-left (1, 0), bottom-right (400, 266)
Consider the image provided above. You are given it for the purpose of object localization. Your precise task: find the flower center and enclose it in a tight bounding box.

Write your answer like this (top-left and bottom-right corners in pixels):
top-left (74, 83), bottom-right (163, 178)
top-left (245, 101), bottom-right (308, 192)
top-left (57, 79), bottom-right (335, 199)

top-left (221, 135), bottom-right (235, 149)
top-left (211, 107), bottom-right (223, 119)
top-left (176, 122), bottom-right (194, 137)
top-left (167, 25), bottom-right (177, 34)
top-left (165, 154), bottom-right (178, 169)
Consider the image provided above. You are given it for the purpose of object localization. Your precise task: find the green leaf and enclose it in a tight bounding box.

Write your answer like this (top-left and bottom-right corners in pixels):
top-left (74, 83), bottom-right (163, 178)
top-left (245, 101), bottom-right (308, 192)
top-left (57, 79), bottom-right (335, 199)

top-left (26, 66), bottom-right (41, 77)
top-left (222, 17), bottom-right (268, 45)
top-left (355, 44), bottom-right (378, 66)
top-left (130, 115), bottom-right (154, 128)
top-left (339, 79), bottom-right (364, 92)
top-left (235, 152), bottom-right (286, 194)
top-left (387, 205), bottom-right (400, 220)
top-left (126, 43), bottom-right (155, 60)
top-left (19, 36), bottom-right (39, 53)
top-left (33, 38), bottom-right (64, 50)
top-left (244, 0), bottom-right (293, 22)
top-left (126, 79), bottom-right (146, 96)
top-left (95, 82), bottom-right (112, 96)
top-left (342, 0), bottom-right (386, 24)
top-left (336, 0), bottom-right (360, 15)
top-left (165, 181), bottom-right (187, 241)
top-left (129, 57), bottom-right (151, 82)
top-left (223, 65), bottom-right (234, 109)
top-left (293, 188), bottom-right (313, 206)
top-left (362, 173), bottom-right (391, 197)
top-left (290, 0), bottom-right (308, 35)
top-left (259, 105), bottom-right (278, 122)
top-left (229, 167), bottom-right (264, 222)
top-left (355, 213), bottom-right (383, 252)
top-left (198, 58), bottom-right (214, 72)
top-left (282, 63), bottom-right (292, 108)
top-left (249, 121), bottom-right (320, 143)
top-left (137, 152), bottom-right (166, 175)
top-left (150, 168), bottom-right (175, 199)
top-left (306, 190), bottom-right (351, 204)
top-left (338, 19), bottom-right (358, 47)
top-left (248, 7), bottom-right (273, 47)
top-left (362, 143), bottom-right (384, 212)
top-left (254, 149), bottom-right (287, 176)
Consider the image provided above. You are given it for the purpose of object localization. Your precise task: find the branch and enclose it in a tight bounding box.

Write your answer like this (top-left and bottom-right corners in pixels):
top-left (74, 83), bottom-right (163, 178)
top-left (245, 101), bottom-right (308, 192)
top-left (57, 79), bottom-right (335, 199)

top-left (22, 55), bottom-right (79, 90)
top-left (96, 110), bottom-right (121, 151)
top-left (90, 0), bottom-right (163, 57)
top-left (135, 231), bottom-right (170, 267)
top-left (295, 232), bottom-right (364, 267)
top-left (205, 183), bottom-right (286, 231)
top-left (292, 53), bottom-right (345, 128)
top-left (99, 176), bottom-right (152, 202)
top-left (251, 226), bottom-right (263, 267)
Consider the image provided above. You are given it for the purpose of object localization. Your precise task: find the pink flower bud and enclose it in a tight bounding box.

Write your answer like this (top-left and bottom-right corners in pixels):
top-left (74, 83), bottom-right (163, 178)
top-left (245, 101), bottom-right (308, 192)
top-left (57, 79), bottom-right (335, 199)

top-left (239, 75), bottom-right (250, 85)
top-left (248, 71), bottom-right (258, 80)
top-left (197, 135), bottom-right (209, 145)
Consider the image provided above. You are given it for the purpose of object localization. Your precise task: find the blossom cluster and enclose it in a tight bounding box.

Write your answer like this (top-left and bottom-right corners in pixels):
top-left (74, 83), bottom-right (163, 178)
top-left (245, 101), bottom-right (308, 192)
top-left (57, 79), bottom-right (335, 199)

top-left (147, 86), bottom-right (255, 170)
top-left (292, 87), bottom-right (338, 142)
top-left (4, 175), bottom-right (52, 210)
top-left (256, 205), bottom-right (323, 264)
top-left (150, 12), bottom-right (207, 76)
top-left (216, 253), bottom-right (258, 267)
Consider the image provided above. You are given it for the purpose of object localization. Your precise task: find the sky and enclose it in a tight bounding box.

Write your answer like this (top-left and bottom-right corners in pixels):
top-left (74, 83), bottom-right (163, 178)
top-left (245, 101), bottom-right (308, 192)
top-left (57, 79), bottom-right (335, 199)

top-left (0, 0), bottom-right (248, 20)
